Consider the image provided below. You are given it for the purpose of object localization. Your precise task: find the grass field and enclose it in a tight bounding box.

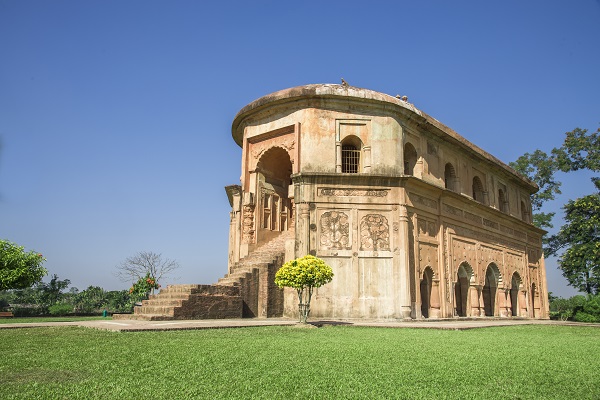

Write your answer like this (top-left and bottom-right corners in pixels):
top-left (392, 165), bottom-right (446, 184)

top-left (0, 316), bottom-right (107, 324)
top-left (1, 325), bottom-right (599, 399)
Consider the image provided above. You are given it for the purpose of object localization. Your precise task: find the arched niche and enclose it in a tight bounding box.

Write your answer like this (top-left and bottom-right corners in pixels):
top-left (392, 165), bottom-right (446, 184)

top-left (510, 272), bottom-right (522, 317)
top-left (255, 147), bottom-right (293, 239)
top-left (473, 176), bottom-right (485, 204)
top-left (455, 263), bottom-right (474, 317)
top-left (444, 163), bottom-right (458, 192)
top-left (483, 263), bottom-right (502, 316)
top-left (404, 142), bottom-right (418, 176)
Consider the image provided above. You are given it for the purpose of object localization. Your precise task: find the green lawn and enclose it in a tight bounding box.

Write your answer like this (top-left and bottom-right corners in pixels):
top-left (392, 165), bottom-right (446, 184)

top-left (0, 316), bottom-right (107, 324)
top-left (1, 325), bottom-right (598, 399)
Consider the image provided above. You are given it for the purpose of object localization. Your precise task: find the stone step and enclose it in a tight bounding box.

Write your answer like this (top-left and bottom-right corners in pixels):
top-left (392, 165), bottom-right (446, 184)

top-left (142, 299), bottom-right (184, 307)
top-left (149, 292), bottom-right (190, 300)
top-left (113, 313), bottom-right (174, 321)
top-left (137, 305), bottom-right (176, 315)
top-left (123, 230), bottom-right (292, 320)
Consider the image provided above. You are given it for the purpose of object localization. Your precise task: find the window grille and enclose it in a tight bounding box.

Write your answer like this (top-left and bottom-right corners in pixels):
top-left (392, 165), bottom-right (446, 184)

top-left (342, 145), bottom-right (360, 173)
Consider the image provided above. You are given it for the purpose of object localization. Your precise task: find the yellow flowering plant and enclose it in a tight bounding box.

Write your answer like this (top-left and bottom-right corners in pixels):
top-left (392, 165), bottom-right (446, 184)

top-left (274, 255), bottom-right (333, 323)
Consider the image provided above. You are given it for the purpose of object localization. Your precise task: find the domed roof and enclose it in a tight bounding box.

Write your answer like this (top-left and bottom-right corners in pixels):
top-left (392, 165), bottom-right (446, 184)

top-left (231, 83), bottom-right (537, 191)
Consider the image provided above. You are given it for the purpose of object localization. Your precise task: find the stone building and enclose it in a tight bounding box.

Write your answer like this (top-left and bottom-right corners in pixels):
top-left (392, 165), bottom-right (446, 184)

top-left (225, 83), bottom-right (548, 320)
top-left (120, 83), bottom-right (549, 321)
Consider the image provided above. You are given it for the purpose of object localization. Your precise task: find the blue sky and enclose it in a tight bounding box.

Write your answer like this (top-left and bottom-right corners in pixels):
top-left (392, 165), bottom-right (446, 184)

top-left (1, 1), bottom-right (598, 297)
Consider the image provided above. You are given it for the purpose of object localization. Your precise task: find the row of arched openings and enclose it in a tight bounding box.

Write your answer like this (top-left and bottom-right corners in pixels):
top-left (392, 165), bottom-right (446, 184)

top-left (420, 263), bottom-right (529, 318)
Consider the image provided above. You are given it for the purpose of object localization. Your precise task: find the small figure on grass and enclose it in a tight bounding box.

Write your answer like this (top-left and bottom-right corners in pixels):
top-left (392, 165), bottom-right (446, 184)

top-left (274, 255), bottom-right (333, 324)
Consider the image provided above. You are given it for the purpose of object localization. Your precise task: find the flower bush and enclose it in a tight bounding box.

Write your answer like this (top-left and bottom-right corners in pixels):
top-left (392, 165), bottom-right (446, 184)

top-left (275, 255), bottom-right (333, 323)
top-left (126, 274), bottom-right (160, 311)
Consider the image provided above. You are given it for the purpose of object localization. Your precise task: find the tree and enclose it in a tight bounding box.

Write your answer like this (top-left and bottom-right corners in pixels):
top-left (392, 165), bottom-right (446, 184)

top-left (36, 274), bottom-right (71, 308)
top-left (546, 194), bottom-right (600, 294)
top-left (74, 286), bottom-right (107, 314)
top-left (0, 239), bottom-right (47, 290)
top-left (274, 255), bottom-right (334, 323)
top-left (115, 251), bottom-right (179, 288)
top-left (509, 149), bottom-right (562, 230)
top-left (512, 126), bottom-right (599, 294)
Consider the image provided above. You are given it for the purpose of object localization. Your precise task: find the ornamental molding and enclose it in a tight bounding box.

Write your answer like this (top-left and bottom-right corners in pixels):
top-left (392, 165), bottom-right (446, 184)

top-left (319, 188), bottom-right (388, 197)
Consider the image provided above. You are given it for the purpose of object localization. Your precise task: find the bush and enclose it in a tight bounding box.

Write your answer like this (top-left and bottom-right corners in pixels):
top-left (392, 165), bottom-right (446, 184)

top-left (550, 294), bottom-right (600, 323)
top-left (10, 306), bottom-right (43, 317)
top-left (573, 311), bottom-right (600, 323)
top-left (48, 303), bottom-right (73, 316)
top-left (275, 255), bottom-right (334, 323)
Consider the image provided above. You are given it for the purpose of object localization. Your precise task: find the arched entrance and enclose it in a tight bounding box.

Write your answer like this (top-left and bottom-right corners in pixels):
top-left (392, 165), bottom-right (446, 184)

top-left (510, 273), bottom-right (521, 316)
top-left (420, 267), bottom-right (434, 318)
top-left (455, 263), bottom-right (472, 317)
top-left (483, 264), bottom-right (501, 316)
top-left (255, 147), bottom-right (293, 241)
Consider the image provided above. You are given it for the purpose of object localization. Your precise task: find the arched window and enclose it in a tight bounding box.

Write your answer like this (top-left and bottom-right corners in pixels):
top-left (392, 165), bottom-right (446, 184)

top-left (472, 176), bottom-right (484, 203)
top-left (404, 143), bottom-right (418, 175)
top-left (341, 136), bottom-right (362, 173)
top-left (498, 189), bottom-right (508, 213)
top-left (444, 163), bottom-right (457, 191)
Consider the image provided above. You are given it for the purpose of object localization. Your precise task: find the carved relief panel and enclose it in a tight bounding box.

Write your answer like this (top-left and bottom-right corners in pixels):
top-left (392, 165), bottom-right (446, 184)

top-left (451, 238), bottom-right (477, 279)
top-left (418, 242), bottom-right (439, 276)
top-left (417, 218), bottom-right (438, 239)
top-left (480, 245), bottom-right (503, 269)
top-left (319, 211), bottom-right (352, 251)
top-left (359, 214), bottom-right (390, 251)
top-left (242, 205), bottom-right (256, 244)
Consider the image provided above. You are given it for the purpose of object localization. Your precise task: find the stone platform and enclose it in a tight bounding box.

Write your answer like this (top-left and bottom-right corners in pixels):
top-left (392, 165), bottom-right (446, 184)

top-left (0, 318), bottom-right (595, 332)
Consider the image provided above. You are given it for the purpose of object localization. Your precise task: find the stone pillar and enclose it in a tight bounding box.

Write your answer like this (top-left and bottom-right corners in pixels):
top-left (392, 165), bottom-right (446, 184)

top-left (498, 290), bottom-right (508, 317)
top-left (297, 203), bottom-right (311, 257)
top-left (478, 286), bottom-right (486, 316)
top-left (470, 285), bottom-right (481, 317)
top-left (482, 191), bottom-right (490, 206)
top-left (335, 142), bottom-right (342, 173)
top-left (430, 280), bottom-right (441, 318)
top-left (519, 290), bottom-right (528, 317)
top-left (506, 290), bottom-right (513, 317)
top-left (363, 146), bottom-right (371, 172)
top-left (225, 185), bottom-right (242, 273)
top-left (398, 205), bottom-right (412, 318)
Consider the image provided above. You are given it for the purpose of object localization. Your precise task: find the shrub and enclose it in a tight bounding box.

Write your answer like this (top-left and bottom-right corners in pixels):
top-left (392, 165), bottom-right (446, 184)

top-left (275, 255), bottom-right (333, 323)
top-left (48, 303), bottom-right (73, 316)
top-left (125, 274), bottom-right (160, 311)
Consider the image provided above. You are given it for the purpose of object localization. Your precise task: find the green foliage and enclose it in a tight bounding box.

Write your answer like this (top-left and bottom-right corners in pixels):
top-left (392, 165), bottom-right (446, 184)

top-left (513, 126), bottom-right (600, 294)
top-left (275, 255), bottom-right (333, 323)
top-left (549, 294), bottom-right (600, 322)
top-left (275, 255), bottom-right (334, 290)
top-left (1, 326), bottom-right (600, 399)
top-left (126, 274), bottom-right (159, 311)
top-left (547, 194), bottom-right (600, 294)
top-left (0, 240), bottom-right (47, 290)
top-left (36, 274), bottom-right (71, 311)
top-left (104, 290), bottom-right (131, 313)
top-left (552, 127), bottom-right (600, 173)
top-left (48, 303), bottom-right (73, 316)
top-left (509, 149), bottom-right (562, 216)
top-left (1, 275), bottom-right (132, 316)
top-left (74, 286), bottom-right (106, 314)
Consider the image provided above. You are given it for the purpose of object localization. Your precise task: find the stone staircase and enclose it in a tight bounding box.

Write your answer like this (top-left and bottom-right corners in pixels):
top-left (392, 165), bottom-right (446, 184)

top-left (113, 230), bottom-right (293, 321)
